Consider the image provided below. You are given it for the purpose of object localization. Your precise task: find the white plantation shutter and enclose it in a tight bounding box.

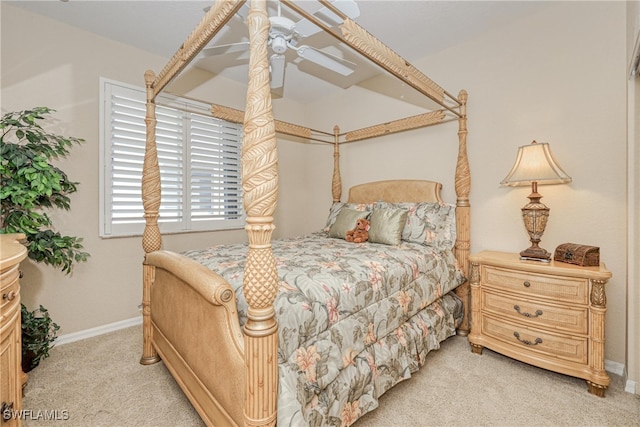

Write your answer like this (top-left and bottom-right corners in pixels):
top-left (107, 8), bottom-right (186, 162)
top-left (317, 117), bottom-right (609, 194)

top-left (189, 113), bottom-right (243, 227)
top-left (155, 106), bottom-right (184, 226)
top-left (108, 91), bottom-right (146, 231)
top-left (101, 80), bottom-right (244, 237)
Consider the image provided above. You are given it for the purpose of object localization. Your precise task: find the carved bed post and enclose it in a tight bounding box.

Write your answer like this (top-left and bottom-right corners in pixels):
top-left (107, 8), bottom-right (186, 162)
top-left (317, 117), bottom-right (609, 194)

top-left (242, 0), bottom-right (279, 425)
top-left (454, 89), bottom-right (471, 336)
top-left (140, 70), bottom-right (163, 364)
top-left (332, 125), bottom-right (342, 202)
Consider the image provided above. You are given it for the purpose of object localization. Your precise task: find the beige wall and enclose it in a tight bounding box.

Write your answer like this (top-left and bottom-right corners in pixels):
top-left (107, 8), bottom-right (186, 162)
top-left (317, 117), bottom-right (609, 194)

top-left (1, 2), bottom-right (633, 377)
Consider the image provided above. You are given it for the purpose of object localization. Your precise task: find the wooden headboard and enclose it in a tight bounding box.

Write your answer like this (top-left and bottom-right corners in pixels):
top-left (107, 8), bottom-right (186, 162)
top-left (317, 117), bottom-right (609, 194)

top-left (347, 179), bottom-right (443, 204)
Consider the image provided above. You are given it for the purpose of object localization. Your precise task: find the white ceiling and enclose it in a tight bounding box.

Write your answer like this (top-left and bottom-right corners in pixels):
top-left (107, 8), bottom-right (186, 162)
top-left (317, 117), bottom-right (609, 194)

top-left (7, 0), bottom-right (550, 104)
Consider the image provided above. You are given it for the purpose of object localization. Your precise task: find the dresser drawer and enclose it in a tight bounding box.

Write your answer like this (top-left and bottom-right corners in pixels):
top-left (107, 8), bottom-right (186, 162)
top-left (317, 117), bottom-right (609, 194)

top-left (1, 264), bottom-right (20, 292)
top-left (483, 266), bottom-right (588, 305)
top-left (482, 290), bottom-right (588, 334)
top-left (1, 267), bottom-right (20, 315)
top-left (482, 315), bottom-right (588, 365)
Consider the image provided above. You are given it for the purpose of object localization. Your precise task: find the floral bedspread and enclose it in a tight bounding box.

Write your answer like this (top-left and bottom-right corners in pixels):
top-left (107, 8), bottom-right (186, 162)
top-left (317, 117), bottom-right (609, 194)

top-left (183, 232), bottom-right (466, 426)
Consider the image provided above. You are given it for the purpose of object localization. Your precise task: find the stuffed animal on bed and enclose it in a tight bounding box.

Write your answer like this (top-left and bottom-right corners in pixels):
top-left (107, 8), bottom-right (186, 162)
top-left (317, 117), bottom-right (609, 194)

top-left (346, 218), bottom-right (370, 243)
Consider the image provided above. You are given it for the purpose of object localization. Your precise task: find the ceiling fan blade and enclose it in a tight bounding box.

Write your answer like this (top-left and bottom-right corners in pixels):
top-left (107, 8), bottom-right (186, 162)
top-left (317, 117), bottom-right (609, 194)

top-left (294, 0), bottom-right (360, 37)
top-left (296, 46), bottom-right (355, 76)
top-left (270, 54), bottom-right (286, 89)
top-left (200, 42), bottom-right (250, 57)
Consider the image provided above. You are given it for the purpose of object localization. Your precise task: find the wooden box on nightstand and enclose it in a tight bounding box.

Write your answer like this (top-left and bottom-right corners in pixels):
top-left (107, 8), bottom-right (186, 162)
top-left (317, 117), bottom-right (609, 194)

top-left (467, 250), bottom-right (612, 397)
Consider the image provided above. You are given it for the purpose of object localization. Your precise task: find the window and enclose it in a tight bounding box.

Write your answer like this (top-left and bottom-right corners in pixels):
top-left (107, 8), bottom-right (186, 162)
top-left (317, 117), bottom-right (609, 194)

top-left (100, 79), bottom-right (244, 237)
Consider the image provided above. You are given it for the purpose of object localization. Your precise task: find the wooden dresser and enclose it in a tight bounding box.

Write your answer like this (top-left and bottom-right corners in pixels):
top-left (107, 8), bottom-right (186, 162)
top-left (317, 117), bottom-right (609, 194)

top-left (468, 250), bottom-right (612, 396)
top-left (1, 234), bottom-right (27, 426)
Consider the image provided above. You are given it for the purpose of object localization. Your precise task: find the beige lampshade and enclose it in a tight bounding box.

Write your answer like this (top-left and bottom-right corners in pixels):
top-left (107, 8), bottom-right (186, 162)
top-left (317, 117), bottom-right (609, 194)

top-left (501, 141), bottom-right (572, 187)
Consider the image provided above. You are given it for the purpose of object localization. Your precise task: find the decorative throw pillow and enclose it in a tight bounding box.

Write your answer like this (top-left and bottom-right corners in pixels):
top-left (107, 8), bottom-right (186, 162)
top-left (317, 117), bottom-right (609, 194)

top-left (375, 201), bottom-right (457, 251)
top-left (368, 208), bottom-right (408, 246)
top-left (324, 202), bottom-right (372, 232)
top-left (328, 208), bottom-right (371, 239)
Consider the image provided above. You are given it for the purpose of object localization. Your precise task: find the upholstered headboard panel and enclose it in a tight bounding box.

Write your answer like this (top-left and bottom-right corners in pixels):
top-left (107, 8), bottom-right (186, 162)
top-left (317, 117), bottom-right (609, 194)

top-left (347, 180), bottom-right (443, 204)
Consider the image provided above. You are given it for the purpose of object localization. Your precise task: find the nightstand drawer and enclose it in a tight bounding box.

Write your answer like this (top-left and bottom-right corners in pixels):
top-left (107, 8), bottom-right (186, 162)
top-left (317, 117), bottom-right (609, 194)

top-left (482, 291), bottom-right (588, 334)
top-left (483, 266), bottom-right (588, 304)
top-left (482, 315), bottom-right (588, 364)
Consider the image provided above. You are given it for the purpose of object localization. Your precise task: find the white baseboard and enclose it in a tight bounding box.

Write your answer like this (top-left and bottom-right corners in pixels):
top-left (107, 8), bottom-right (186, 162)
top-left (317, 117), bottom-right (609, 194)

top-left (55, 316), bottom-right (142, 346)
top-left (605, 359), bottom-right (638, 395)
top-left (605, 359), bottom-right (625, 376)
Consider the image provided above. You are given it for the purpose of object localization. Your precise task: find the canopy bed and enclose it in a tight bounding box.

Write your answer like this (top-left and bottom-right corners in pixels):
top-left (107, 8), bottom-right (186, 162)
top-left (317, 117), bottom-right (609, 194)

top-left (139, 1), bottom-right (470, 426)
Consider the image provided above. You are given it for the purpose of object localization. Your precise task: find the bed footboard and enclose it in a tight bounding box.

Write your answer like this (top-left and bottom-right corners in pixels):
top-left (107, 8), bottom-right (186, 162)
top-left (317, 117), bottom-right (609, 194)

top-left (143, 250), bottom-right (245, 426)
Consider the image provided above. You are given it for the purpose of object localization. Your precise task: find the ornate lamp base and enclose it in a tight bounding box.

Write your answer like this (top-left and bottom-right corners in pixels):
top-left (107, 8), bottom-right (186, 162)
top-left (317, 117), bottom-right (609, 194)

top-left (520, 245), bottom-right (551, 262)
top-left (520, 183), bottom-right (551, 262)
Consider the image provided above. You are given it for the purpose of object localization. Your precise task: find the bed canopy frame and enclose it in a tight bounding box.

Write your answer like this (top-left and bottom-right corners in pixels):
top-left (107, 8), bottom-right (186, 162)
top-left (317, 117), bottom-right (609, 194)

top-left (140, 1), bottom-right (470, 425)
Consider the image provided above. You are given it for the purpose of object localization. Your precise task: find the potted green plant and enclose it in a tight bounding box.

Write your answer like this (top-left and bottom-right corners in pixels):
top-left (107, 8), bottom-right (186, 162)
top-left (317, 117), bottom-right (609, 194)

top-left (20, 304), bottom-right (60, 372)
top-left (0, 107), bottom-right (89, 371)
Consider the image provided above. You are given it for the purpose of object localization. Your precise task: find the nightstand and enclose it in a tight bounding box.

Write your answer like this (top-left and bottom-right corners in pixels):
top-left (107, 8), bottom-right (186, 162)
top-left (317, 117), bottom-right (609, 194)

top-left (467, 250), bottom-right (612, 397)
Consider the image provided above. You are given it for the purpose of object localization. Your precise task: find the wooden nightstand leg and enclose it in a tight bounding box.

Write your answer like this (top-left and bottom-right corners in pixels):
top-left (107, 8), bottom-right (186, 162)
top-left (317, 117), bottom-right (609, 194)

top-left (588, 278), bottom-right (610, 397)
top-left (467, 262), bottom-right (483, 355)
top-left (587, 381), bottom-right (606, 397)
top-left (469, 342), bottom-right (483, 354)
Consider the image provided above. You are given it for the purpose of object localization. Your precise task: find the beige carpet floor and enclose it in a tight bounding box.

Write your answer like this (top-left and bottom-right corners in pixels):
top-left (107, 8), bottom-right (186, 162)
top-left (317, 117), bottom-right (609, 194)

top-left (22, 325), bottom-right (639, 426)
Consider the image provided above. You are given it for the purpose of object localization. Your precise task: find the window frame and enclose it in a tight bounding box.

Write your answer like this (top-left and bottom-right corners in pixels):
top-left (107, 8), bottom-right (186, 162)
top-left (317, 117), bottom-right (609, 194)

top-left (99, 78), bottom-right (245, 238)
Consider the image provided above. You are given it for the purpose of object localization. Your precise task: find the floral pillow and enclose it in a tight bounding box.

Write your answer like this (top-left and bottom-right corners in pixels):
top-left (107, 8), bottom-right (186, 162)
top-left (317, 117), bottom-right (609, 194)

top-left (375, 201), bottom-right (457, 251)
top-left (324, 202), bottom-right (373, 232)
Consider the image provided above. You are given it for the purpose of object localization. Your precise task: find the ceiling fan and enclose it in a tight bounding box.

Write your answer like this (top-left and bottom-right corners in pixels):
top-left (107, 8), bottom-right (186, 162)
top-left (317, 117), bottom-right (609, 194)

top-left (200, 0), bottom-right (360, 90)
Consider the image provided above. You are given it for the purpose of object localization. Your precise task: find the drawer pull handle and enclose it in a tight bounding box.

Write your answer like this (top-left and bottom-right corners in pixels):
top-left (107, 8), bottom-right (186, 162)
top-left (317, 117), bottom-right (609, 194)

top-left (513, 305), bottom-right (543, 318)
top-left (513, 331), bottom-right (542, 346)
top-left (523, 281), bottom-right (531, 288)
top-left (2, 291), bottom-right (16, 301)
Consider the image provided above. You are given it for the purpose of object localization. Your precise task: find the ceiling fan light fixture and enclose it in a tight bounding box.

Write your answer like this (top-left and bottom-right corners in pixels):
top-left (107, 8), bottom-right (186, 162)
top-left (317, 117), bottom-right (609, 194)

top-left (271, 35), bottom-right (288, 54)
top-left (200, 0), bottom-right (361, 92)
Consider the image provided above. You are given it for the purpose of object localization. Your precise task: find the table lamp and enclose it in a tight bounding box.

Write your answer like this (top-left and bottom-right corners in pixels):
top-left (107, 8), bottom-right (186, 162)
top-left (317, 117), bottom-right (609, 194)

top-left (501, 140), bottom-right (572, 262)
